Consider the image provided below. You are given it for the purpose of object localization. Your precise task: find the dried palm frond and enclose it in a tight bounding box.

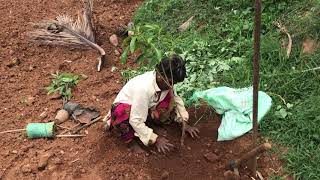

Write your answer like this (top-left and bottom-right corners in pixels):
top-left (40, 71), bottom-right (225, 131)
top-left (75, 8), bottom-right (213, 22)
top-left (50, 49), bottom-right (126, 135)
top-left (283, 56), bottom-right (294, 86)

top-left (29, 0), bottom-right (106, 71)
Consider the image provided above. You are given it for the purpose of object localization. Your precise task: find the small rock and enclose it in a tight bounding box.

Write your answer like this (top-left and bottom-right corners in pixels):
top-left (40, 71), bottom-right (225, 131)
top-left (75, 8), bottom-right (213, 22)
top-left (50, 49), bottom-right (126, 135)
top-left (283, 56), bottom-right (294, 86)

top-left (114, 49), bottom-right (120, 56)
top-left (80, 74), bottom-right (88, 80)
top-left (213, 149), bottom-right (219, 154)
top-left (128, 31), bottom-right (134, 36)
top-left (38, 152), bottom-right (52, 170)
top-left (28, 66), bottom-right (35, 71)
top-left (55, 109), bottom-right (69, 123)
top-left (204, 152), bottom-right (219, 163)
top-left (52, 157), bottom-right (62, 165)
top-left (2, 150), bottom-right (10, 157)
top-left (21, 164), bottom-right (32, 173)
top-left (49, 92), bottom-right (62, 100)
top-left (161, 170), bottom-right (169, 180)
top-left (26, 96), bottom-right (35, 106)
top-left (6, 57), bottom-right (20, 67)
top-left (224, 170), bottom-right (240, 180)
top-left (187, 146), bottom-right (191, 150)
top-left (196, 159), bottom-right (201, 163)
top-left (12, 150), bottom-right (18, 154)
top-left (109, 34), bottom-right (119, 47)
top-left (9, 50), bottom-right (14, 55)
top-left (39, 111), bottom-right (47, 120)
top-left (127, 22), bottom-right (134, 29)
top-left (80, 169), bottom-right (86, 173)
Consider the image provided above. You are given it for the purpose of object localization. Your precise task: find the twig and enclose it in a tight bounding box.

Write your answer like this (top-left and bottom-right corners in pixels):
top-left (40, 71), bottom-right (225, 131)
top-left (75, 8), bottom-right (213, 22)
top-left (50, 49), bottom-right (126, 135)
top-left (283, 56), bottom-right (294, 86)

top-left (56, 125), bottom-right (70, 130)
top-left (60, 123), bottom-right (81, 135)
top-left (71, 158), bottom-right (80, 164)
top-left (193, 112), bottom-right (207, 126)
top-left (273, 21), bottom-right (292, 58)
top-left (56, 134), bottom-right (86, 138)
top-left (72, 116), bottom-right (102, 134)
top-left (0, 128), bottom-right (26, 134)
top-left (181, 121), bottom-right (186, 147)
top-left (266, 92), bottom-right (286, 105)
top-left (192, 104), bottom-right (213, 126)
top-left (177, 16), bottom-right (194, 32)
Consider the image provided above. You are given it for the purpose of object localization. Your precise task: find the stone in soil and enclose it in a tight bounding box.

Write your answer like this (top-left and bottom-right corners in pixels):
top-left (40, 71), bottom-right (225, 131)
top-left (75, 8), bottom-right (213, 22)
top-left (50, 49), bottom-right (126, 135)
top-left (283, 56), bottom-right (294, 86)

top-left (6, 57), bottom-right (20, 67)
top-left (21, 164), bottom-right (32, 173)
top-left (109, 34), bottom-right (119, 47)
top-left (38, 152), bottom-right (53, 170)
top-left (55, 109), bottom-right (69, 123)
top-left (203, 152), bottom-right (219, 163)
top-left (49, 92), bottom-right (62, 100)
top-left (26, 96), bottom-right (35, 106)
top-left (39, 111), bottom-right (47, 119)
top-left (161, 170), bottom-right (169, 180)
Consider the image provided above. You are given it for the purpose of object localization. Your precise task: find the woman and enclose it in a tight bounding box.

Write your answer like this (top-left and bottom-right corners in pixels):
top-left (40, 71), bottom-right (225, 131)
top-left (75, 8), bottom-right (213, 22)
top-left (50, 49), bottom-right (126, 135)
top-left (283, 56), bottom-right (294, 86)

top-left (104, 54), bottom-right (199, 153)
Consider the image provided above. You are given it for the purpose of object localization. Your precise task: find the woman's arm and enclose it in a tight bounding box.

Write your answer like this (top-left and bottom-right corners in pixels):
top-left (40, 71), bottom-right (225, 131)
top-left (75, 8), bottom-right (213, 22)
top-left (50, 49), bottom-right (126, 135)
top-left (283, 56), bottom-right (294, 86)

top-left (129, 88), bottom-right (158, 146)
top-left (173, 92), bottom-right (189, 123)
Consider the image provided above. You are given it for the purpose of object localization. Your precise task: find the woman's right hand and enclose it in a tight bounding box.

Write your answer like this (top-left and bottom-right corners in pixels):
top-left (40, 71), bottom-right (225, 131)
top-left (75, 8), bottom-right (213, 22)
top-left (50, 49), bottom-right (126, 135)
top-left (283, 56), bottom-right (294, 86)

top-left (155, 136), bottom-right (174, 153)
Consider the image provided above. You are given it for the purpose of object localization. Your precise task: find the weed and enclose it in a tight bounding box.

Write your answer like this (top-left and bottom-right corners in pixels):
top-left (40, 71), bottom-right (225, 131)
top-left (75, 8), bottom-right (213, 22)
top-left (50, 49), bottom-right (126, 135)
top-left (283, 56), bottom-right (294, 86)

top-left (46, 72), bottom-right (80, 101)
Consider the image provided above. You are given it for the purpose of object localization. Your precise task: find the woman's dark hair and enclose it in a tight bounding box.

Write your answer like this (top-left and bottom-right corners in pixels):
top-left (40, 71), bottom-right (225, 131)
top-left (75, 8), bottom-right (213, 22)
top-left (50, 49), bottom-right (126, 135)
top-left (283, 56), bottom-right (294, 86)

top-left (156, 54), bottom-right (187, 83)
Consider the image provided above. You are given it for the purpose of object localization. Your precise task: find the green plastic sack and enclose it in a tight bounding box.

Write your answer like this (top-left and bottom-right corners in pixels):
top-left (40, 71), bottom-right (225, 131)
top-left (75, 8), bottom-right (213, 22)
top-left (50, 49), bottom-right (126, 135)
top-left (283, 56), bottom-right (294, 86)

top-left (190, 86), bottom-right (272, 141)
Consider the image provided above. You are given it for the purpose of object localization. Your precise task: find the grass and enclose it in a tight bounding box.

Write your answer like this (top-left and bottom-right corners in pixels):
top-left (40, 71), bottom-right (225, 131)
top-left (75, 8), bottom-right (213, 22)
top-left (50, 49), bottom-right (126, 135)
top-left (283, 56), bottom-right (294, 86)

top-left (123, 0), bottom-right (320, 179)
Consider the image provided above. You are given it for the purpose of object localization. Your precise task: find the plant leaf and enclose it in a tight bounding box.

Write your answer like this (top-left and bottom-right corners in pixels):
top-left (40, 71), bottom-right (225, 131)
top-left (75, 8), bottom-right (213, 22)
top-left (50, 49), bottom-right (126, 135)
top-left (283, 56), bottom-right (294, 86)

top-left (130, 36), bottom-right (137, 53)
top-left (153, 45), bottom-right (162, 62)
top-left (121, 46), bottom-right (130, 64)
top-left (136, 53), bottom-right (146, 64)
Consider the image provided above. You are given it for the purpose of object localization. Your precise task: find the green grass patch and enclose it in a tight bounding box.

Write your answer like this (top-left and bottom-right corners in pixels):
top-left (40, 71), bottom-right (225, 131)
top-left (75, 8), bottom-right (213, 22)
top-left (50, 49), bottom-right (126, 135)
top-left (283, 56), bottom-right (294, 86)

top-left (125, 0), bottom-right (320, 178)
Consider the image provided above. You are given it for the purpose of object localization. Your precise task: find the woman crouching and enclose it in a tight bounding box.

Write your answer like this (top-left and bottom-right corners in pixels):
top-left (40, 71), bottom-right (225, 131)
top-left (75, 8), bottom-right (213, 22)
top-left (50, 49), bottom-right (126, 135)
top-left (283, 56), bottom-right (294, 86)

top-left (104, 54), bottom-right (199, 153)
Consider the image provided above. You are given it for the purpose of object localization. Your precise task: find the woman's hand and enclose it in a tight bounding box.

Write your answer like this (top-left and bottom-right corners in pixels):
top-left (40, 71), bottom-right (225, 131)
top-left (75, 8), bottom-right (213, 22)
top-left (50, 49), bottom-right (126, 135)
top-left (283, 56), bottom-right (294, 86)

top-left (155, 136), bottom-right (174, 153)
top-left (184, 124), bottom-right (200, 138)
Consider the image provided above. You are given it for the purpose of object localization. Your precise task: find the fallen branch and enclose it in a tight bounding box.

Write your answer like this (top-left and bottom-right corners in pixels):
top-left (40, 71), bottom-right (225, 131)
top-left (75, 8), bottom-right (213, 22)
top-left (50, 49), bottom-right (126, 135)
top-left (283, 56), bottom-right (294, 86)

top-left (71, 116), bottom-right (102, 134)
top-left (273, 21), bottom-right (292, 58)
top-left (56, 134), bottom-right (86, 138)
top-left (59, 123), bottom-right (82, 135)
top-left (177, 16), bottom-right (194, 32)
top-left (0, 128), bottom-right (26, 135)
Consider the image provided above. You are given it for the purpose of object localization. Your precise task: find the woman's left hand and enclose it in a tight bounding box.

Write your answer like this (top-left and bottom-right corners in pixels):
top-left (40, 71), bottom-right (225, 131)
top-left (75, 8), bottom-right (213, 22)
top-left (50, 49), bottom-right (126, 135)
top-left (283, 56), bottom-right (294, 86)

top-left (184, 124), bottom-right (200, 138)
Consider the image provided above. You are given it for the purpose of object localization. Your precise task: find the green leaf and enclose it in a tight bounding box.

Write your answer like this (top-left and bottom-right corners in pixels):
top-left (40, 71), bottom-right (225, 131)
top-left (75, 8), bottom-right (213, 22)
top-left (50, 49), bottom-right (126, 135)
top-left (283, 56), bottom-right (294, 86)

top-left (136, 53), bottom-right (146, 64)
top-left (144, 24), bottom-right (159, 30)
top-left (130, 37), bottom-right (137, 53)
top-left (61, 77), bottom-right (74, 83)
top-left (121, 46), bottom-right (130, 64)
top-left (286, 103), bottom-right (294, 109)
top-left (275, 108), bottom-right (288, 119)
top-left (147, 37), bottom-right (153, 44)
top-left (153, 45), bottom-right (162, 62)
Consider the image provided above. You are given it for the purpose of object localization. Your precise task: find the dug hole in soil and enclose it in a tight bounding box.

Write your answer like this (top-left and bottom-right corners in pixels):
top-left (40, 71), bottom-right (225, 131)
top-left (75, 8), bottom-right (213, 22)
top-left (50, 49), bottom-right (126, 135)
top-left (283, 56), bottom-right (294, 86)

top-left (0, 0), bottom-right (282, 179)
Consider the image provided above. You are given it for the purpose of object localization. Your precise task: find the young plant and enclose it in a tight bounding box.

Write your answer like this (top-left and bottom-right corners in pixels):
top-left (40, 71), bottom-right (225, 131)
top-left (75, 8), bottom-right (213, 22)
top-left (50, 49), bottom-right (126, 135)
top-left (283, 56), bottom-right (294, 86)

top-left (120, 24), bottom-right (164, 67)
top-left (46, 72), bottom-right (80, 101)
